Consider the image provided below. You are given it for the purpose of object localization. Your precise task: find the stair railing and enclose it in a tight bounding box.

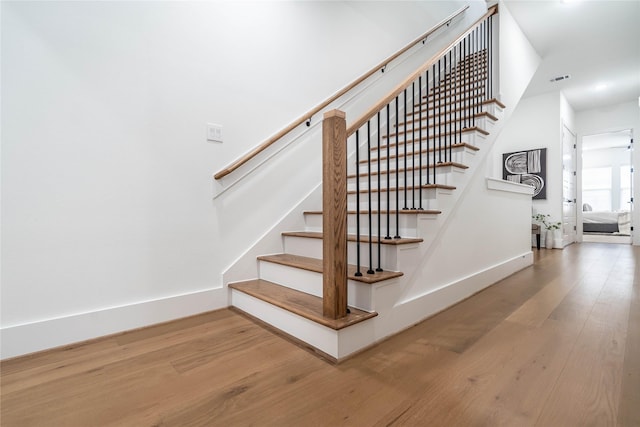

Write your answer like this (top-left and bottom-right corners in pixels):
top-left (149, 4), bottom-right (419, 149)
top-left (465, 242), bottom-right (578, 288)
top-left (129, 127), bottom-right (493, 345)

top-left (214, 6), bottom-right (469, 182)
top-left (322, 6), bottom-right (498, 318)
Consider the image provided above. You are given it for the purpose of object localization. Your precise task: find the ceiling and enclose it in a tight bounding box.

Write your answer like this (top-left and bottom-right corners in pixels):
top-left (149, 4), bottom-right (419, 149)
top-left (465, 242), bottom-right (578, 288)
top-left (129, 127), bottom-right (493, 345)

top-left (503, 0), bottom-right (640, 112)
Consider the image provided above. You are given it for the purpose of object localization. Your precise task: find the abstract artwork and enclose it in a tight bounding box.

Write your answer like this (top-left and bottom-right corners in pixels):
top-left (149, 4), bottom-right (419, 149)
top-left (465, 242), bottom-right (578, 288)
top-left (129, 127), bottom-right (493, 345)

top-left (502, 148), bottom-right (546, 199)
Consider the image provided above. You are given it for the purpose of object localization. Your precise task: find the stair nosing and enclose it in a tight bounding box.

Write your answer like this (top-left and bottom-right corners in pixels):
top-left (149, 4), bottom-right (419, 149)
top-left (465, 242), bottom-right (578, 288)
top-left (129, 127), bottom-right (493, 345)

top-left (282, 231), bottom-right (423, 246)
top-left (229, 279), bottom-right (377, 330)
top-left (304, 209), bottom-right (441, 216)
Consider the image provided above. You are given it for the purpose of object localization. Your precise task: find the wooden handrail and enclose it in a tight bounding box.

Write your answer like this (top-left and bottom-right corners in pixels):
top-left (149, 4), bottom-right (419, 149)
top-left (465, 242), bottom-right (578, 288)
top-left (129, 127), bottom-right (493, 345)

top-left (213, 5), bottom-right (469, 181)
top-left (346, 5), bottom-right (498, 137)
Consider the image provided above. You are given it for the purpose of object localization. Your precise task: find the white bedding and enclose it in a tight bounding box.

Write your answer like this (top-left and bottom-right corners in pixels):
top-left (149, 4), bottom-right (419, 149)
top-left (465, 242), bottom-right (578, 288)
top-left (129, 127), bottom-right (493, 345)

top-left (583, 210), bottom-right (631, 234)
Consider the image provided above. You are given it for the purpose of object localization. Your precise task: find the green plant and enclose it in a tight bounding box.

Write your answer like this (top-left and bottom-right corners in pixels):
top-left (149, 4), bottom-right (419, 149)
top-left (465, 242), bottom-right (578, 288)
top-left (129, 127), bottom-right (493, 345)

top-left (532, 213), bottom-right (562, 231)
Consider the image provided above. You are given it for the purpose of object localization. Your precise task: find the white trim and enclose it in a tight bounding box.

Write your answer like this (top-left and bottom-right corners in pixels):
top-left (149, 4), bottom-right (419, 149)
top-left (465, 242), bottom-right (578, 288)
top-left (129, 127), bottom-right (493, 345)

top-left (0, 288), bottom-right (227, 360)
top-left (486, 177), bottom-right (535, 195)
top-left (231, 289), bottom-right (339, 358)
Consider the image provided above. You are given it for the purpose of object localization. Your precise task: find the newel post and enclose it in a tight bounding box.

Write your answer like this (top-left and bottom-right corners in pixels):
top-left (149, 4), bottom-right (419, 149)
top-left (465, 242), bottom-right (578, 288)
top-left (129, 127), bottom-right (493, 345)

top-left (322, 110), bottom-right (348, 319)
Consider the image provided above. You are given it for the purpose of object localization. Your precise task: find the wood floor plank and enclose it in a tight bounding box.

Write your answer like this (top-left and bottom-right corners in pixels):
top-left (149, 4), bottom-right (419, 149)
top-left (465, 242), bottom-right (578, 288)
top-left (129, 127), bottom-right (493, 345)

top-left (617, 250), bottom-right (640, 427)
top-left (535, 247), bottom-right (634, 426)
top-left (2, 243), bottom-right (638, 426)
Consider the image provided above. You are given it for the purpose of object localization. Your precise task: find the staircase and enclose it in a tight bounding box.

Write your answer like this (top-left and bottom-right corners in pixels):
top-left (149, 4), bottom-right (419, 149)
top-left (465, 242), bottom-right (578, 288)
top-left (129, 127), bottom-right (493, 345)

top-left (226, 11), bottom-right (509, 360)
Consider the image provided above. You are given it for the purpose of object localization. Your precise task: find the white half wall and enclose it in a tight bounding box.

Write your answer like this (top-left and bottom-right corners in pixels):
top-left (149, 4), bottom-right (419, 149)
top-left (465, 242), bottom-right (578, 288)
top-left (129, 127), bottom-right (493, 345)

top-left (493, 92), bottom-right (564, 247)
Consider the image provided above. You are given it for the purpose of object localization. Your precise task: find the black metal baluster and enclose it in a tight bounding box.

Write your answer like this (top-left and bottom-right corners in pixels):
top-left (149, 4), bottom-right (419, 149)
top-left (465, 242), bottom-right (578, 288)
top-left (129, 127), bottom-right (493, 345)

top-left (484, 19), bottom-right (488, 105)
top-left (385, 104), bottom-right (391, 240)
top-left (437, 59), bottom-right (442, 165)
top-left (419, 74), bottom-right (424, 210)
top-left (376, 111), bottom-right (383, 271)
top-left (489, 15), bottom-right (494, 99)
top-left (403, 89), bottom-right (408, 210)
top-left (489, 15), bottom-right (493, 99)
top-left (458, 41), bottom-right (463, 143)
top-left (465, 35), bottom-right (469, 129)
top-left (355, 130), bottom-right (362, 276)
top-left (454, 43), bottom-right (459, 146)
top-left (473, 27), bottom-right (478, 126)
top-left (395, 96), bottom-right (400, 239)
top-left (366, 120), bottom-right (374, 275)
top-left (444, 52), bottom-right (448, 163)
top-left (427, 68), bottom-right (432, 185)
top-left (448, 49), bottom-right (452, 163)
top-left (411, 81), bottom-right (416, 209)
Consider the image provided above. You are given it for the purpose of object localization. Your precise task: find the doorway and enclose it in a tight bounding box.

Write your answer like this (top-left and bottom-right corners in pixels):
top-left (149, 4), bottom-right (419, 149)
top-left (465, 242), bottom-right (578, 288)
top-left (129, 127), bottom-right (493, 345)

top-left (562, 124), bottom-right (577, 246)
top-left (581, 129), bottom-right (633, 244)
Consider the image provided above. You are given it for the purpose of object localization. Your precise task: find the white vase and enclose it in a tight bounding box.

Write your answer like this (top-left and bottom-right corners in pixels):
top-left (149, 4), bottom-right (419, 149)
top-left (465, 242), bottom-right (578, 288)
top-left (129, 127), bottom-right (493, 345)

top-left (545, 230), bottom-right (554, 249)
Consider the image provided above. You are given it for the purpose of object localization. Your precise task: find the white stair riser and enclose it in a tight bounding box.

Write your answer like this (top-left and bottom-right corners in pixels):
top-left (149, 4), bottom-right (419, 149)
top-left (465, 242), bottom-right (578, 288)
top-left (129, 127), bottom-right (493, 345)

top-left (388, 115), bottom-right (491, 140)
top-left (349, 171), bottom-right (447, 190)
top-left (304, 212), bottom-right (423, 238)
top-left (283, 235), bottom-right (401, 271)
top-left (349, 165), bottom-right (464, 188)
top-left (230, 290), bottom-right (340, 359)
top-left (418, 94), bottom-right (486, 110)
top-left (367, 143), bottom-right (475, 160)
top-left (353, 148), bottom-right (476, 176)
top-left (347, 192), bottom-right (442, 211)
top-left (375, 127), bottom-right (487, 152)
top-left (361, 105), bottom-right (488, 140)
top-left (258, 260), bottom-right (374, 311)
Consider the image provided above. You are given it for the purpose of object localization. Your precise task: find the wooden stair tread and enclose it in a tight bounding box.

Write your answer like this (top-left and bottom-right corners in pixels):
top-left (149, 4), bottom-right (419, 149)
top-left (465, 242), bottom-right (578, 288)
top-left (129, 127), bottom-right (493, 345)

top-left (282, 231), bottom-right (423, 245)
top-left (484, 97), bottom-right (505, 108)
top-left (258, 253), bottom-right (404, 284)
top-left (229, 279), bottom-right (377, 330)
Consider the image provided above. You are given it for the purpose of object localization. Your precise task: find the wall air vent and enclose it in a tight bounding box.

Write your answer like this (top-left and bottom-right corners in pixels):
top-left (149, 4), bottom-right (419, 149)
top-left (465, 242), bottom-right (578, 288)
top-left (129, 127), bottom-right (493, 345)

top-left (550, 74), bottom-right (571, 82)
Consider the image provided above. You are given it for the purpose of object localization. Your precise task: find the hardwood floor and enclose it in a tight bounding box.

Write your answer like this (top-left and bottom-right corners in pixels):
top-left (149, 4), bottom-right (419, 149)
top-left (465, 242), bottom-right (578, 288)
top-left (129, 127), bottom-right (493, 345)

top-left (2, 243), bottom-right (638, 426)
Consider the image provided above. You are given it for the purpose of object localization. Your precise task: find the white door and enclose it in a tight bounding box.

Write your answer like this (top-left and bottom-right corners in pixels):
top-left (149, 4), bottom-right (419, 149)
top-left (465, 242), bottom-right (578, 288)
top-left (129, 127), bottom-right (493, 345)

top-left (562, 125), bottom-right (577, 246)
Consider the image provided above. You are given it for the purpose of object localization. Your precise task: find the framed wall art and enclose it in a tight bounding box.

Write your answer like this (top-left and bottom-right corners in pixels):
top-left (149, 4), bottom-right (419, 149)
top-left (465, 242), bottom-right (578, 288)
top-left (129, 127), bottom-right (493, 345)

top-left (502, 148), bottom-right (547, 199)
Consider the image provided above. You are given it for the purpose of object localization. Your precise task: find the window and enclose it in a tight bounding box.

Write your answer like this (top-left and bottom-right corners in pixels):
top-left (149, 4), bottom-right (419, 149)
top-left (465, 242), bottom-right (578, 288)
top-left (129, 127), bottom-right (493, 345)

top-left (582, 167), bottom-right (611, 211)
top-left (620, 164), bottom-right (631, 210)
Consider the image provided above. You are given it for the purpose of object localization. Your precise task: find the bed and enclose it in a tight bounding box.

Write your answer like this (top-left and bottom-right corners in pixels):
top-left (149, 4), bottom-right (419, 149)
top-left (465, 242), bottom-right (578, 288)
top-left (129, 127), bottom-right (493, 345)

top-left (582, 210), bottom-right (631, 234)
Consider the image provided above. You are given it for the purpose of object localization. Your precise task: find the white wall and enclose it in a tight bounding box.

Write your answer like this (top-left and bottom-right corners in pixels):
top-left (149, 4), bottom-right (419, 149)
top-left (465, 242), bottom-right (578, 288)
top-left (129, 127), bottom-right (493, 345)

top-left (575, 100), bottom-right (640, 244)
top-left (493, 92), bottom-right (564, 247)
top-left (1, 1), bottom-right (482, 358)
top-left (496, 1), bottom-right (541, 113)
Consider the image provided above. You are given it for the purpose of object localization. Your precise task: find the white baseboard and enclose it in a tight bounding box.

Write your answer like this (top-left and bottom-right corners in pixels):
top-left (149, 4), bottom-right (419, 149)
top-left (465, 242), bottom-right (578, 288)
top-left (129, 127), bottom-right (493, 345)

top-left (0, 288), bottom-right (227, 360)
top-left (390, 251), bottom-right (534, 336)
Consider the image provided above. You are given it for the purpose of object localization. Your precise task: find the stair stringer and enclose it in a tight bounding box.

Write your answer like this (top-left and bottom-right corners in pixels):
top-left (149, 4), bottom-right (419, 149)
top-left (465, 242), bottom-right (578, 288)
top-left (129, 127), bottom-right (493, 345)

top-left (221, 182), bottom-right (322, 300)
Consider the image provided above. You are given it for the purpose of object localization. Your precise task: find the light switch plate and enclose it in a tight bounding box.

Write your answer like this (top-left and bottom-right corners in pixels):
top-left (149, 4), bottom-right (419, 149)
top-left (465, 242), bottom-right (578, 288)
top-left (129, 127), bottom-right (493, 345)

top-left (207, 123), bottom-right (223, 143)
